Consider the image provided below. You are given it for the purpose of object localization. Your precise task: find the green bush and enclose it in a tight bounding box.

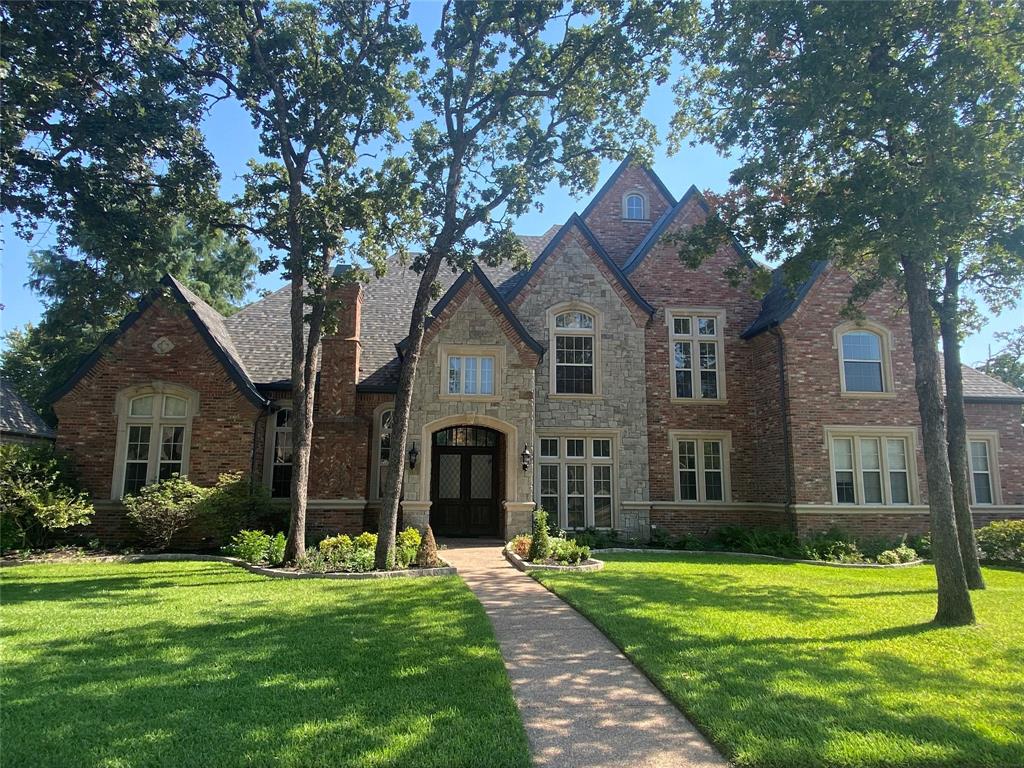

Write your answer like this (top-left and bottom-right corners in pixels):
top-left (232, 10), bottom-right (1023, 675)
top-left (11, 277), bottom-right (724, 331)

top-left (976, 520), bottom-right (1024, 564)
top-left (550, 537), bottom-right (590, 565)
top-left (319, 534), bottom-right (354, 562)
top-left (507, 534), bottom-right (532, 559)
top-left (0, 443), bottom-right (94, 551)
top-left (528, 508), bottom-right (553, 562)
top-left (346, 547), bottom-right (375, 572)
top-left (908, 533), bottom-right (931, 559)
top-left (801, 528), bottom-right (866, 563)
top-left (396, 527), bottom-right (422, 569)
top-left (649, 525), bottom-right (670, 548)
top-left (196, 472), bottom-right (274, 543)
top-left (354, 531), bottom-right (377, 551)
top-left (224, 529), bottom-right (272, 564)
top-left (266, 532), bottom-right (286, 565)
top-left (671, 533), bottom-right (703, 550)
top-left (707, 525), bottom-right (802, 558)
top-left (876, 544), bottom-right (917, 565)
top-left (123, 474), bottom-right (208, 550)
top-left (297, 550), bottom-right (328, 573)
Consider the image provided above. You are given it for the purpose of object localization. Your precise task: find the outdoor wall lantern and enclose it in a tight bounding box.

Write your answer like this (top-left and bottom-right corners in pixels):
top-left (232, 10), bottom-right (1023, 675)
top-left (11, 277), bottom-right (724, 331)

top-left (408, 442), bottom-right (419, 470)
top-left (521, 444), bottom-right (532, 472)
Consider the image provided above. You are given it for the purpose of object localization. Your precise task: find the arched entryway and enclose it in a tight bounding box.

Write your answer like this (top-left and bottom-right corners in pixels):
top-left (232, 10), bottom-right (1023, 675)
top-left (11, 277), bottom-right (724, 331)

top-left (429, 425), bottom-right (504, 537)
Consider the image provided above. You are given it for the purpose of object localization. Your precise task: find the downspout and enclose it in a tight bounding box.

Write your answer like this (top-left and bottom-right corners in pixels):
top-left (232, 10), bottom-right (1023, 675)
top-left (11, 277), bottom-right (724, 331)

top-left (770, 324), bottom-right (796, 521)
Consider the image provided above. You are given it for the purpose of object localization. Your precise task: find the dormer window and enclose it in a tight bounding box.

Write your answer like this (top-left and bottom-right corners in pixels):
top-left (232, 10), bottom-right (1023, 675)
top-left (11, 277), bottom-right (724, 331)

top-left (624, 193), bottom-right (646, 220)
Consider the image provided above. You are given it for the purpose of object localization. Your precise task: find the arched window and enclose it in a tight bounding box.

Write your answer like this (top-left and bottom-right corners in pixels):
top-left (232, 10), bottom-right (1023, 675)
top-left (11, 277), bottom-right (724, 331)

top-left (376, 408), bottom-right (393, 498)
top-left (552, 309), bottom-right (596, 395)
top-left (269, 407), bottom-right (293, 498)
top-left (115, 387), bottom-right (195, 498)
top-left (624, 193), bottom-right (646, 220)
top-left (840, 331), bottom-right (884, 392)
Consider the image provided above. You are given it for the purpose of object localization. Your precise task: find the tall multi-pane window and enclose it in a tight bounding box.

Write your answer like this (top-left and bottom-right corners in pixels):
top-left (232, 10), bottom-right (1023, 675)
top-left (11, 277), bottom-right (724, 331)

top-left (537, 435), bottom-right (614, 529)
top-left (270, 408), bottom-right (293, 498)
top-left (553, 310), bottom-right (596, 395)
top-left (624, 193), bottom-right (646, 220)
top-left (829, 432), bottom-right (915, 505)
top-left (119, 390), bottom-right (191, 497)
top-left (968, 439), bottom-right (994, 505)
top-left (669, 311), bottom-right (724, 400)
top-left (376, 408), bottom-right (393, 498)
top-left (446, 355), bottom-right (495, 395)
top-left (674, 434), bottom-right (728, 502)
top-left (840, 331), bottom-right (885, 392)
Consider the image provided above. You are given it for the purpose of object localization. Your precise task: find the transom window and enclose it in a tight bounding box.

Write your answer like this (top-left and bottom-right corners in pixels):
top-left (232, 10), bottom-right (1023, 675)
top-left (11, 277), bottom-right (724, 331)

top-left (552, 309), bottom-right (596, 395)
top-left (537, 435), bottom-right (615, 530)
top-left (669, 310), bottom-right (724, 400)
top-left (968, 438), bottom-right (996, 505)
top-left (270, 407), bottom-right (293, 498)
top-left (841, 331), bottom-right (884, 392)
top-left (673, 433), bottom-right (730, 502)
top-left (447, 354), bottom-right (495, 396)
top-left (624, 193), bottom-right (646, 220)
top-left (829, 433), bottom-right (913, 505)
top-left (119, 391), bottom-right (192, 497)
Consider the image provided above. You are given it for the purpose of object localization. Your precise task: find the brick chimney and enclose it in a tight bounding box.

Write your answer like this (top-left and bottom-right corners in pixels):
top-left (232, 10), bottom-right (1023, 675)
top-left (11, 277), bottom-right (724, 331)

top-left (319, 280), bottom-right (362, 417)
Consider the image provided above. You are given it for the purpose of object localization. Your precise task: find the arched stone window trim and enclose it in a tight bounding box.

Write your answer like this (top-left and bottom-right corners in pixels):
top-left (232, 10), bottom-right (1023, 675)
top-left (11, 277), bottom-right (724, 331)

top-left (833, 320), bottom-right (896, 397)
top-left (110, 382), bottom-right (199, 499)
top-left (370, 401), bottom-right (396, 500)
top-left (547, 301), bottom-right (602, 398)
top-left (622, 191), bottom-right (648, 221)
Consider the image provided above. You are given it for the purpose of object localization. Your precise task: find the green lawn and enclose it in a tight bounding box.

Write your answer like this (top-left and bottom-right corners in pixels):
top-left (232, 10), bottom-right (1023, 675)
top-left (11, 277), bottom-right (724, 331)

top-left (0, 561), bottom-right (529, 768)
top-left (535, 554), bottom-right (1024, 768)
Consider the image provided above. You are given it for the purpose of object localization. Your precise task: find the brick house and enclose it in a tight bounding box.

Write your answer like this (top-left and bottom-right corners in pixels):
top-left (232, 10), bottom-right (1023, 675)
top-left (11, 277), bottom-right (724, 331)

top-left (51, 159), bottom-right (1024, 544)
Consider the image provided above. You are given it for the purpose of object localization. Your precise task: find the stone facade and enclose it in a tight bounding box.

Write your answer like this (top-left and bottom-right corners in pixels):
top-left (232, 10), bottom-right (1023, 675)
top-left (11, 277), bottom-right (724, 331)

top-left (50, 159), bottom-right (1024, 547)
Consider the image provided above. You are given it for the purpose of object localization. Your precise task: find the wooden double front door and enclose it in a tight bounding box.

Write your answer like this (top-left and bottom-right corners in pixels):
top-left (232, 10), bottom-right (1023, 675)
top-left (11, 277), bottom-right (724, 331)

top-left (430, 426), bottom-right (501, 538)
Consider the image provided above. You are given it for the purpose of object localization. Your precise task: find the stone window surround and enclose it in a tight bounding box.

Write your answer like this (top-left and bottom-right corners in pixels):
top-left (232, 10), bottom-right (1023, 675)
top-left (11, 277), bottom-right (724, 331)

top-left (548, 301), bottom-right (602, 399)
top-left (666, 307), bottom-right (728, 404)
top-left (110, 381), bottom-right (198, 499)
top-left (833, 320), bottom-right (896, 398)
top-left (967, 429), bottom-right (1002, 506)
top-left (535, 428), bottom-right (620, 530)
top-left (370, 401), bottom-right (396, 500)
top-left (622, 190), bottom-right (649, 221)
top-left (668, 429), bottom-right (733, 504)
top-left (262, 400), bottom-right (293, 498)
top-left (437, 343), bottom-right (505, 402)
top-left (823, 425), bottom-right (921, 507)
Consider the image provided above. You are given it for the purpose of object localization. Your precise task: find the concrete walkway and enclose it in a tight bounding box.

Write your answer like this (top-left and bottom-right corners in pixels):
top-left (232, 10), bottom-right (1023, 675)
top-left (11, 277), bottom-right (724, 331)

top-left (442, 541), bottom-right (728, 768)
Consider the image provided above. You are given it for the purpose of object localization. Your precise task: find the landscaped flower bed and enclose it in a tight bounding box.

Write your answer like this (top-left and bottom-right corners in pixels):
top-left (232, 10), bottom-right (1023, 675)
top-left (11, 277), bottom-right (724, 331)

top-left (504, 509), bottom-right (602, 571)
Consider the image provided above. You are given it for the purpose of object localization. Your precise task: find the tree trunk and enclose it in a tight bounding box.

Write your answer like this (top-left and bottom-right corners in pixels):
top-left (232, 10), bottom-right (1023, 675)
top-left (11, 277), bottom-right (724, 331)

top-left (375, 245), bottom-right (450, 569)
top-left (901, 255), bottom-right (975, 625)
top-left (938, 263), bottom-right (985, 589)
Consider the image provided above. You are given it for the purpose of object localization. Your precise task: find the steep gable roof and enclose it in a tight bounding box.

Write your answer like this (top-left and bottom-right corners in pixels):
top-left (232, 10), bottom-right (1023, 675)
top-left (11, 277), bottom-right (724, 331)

top-left (504, 213), bottom-right (655, 316)
top-left (1, 379), bottom-right (55, 439)
top-left (49, 275), bottom-right (266, 407)
top-left (580, 155), bottom-right (676, 220)
top-left (740, 261), bottom-right (830, 339)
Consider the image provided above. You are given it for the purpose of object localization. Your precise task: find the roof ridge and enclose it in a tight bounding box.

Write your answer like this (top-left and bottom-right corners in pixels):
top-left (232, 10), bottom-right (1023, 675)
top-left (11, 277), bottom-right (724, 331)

top-left (580, 155), bottom-right (676, 221)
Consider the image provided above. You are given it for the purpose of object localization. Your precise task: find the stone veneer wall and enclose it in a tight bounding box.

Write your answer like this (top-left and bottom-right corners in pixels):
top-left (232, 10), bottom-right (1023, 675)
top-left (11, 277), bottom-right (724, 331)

top-left (512, 233), bottom-right (651, 522)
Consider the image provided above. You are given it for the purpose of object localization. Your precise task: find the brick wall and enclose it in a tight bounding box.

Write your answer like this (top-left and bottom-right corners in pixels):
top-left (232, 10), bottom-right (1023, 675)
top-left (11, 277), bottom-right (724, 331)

top-left (583, 164), bottom-right (672, 266)
top-left (965, 401), bottom-right (1024, 505)
top-left (795, 509), bottom-right (1023, 540)
top-left (651, 505), bottom-right (791, 538)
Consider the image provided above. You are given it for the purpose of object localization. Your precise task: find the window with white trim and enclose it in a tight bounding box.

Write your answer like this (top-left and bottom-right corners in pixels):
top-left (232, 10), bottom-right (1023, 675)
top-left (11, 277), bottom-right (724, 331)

top-left (673, 433), bottom-right (730, 502)
top-left (376, 408), bottom-right (393, 498)
top-left (669, 310), bottom-right (724, 400)
top-left (624, 193), bottom-right (646, 220)
top-left (120, 392), bottom-right (192, 497)
top-left (269, 407), bottom-right (293, 498)
top-left (446, 354), bottom-right (495, 395)
top-left (553, 310), bottom-right (596, 395)
top-left (840, 331), bottom-right (885, 392)
top-left (968, 439), bottom-right (995, 505)
top-left (829, 434), bottom-right (913, 505)
top-left (536, 435), bottom-right (615, 529)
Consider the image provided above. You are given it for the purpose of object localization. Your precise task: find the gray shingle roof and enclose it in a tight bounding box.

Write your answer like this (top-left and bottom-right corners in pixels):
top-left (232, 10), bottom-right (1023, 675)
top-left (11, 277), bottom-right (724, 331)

top-left (961, 364), bottom-right (1024, 402)
top-left (224, 284), bottom-right (293, 386)
top-left (1, 378), bottom-right (55, 439)
top-left (741, 261), bottom-right (829, 339)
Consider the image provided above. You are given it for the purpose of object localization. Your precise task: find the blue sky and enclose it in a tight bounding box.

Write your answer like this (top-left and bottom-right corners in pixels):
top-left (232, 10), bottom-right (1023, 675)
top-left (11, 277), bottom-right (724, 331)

top-left (1, 5), bottom-right (1018, 364)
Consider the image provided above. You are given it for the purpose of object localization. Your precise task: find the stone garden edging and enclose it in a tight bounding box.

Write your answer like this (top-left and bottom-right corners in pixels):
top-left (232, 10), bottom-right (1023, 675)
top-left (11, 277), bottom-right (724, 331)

top-left (591, 547), bottom-right (925, 568)
top-left (503, 547), bottom-right (604, 572)
top-left (1, 551), bottom-right (458, 579)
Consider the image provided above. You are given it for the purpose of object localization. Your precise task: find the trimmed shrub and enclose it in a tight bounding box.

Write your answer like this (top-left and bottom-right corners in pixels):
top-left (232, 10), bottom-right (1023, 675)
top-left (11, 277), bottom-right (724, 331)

top-left (0, 443), bottom-right (94, 550)
top-left (550, 537), bottom-right (590, 565)
top-left (876, 545), bottom-right (916, 565)
top-left (354, 531), bottom-right (377, 551)
top-left (195, 473), bottom-right (274, 544)
top-left (346, 547), bottom-right (376, 572)
top-left (396, 527), bottom-right (422, 569)
top-left (528, 508), bottom-right (552, 562)
top-left (123, 474), bottom-right (207, 550)
top-left (507, 534), bottom-right (532, 559)
top-left (319, 534), bottom-right (354, 562)
top-left (801, 528), bottom-right (866, 563)
top-left (416, 525), bottom-right (441, 568)
top-left (908, 534), bottom-right (931, 559)
top-left (976, 520), bottom-right (1024, 564)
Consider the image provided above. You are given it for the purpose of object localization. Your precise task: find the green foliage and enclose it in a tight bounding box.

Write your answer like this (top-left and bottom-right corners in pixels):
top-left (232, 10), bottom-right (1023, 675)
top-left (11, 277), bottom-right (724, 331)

top-left (196, 472), bottom-right (273, 544)
top-left (528, 509), bottom-right (553, 563)
top-left (709, 526), bottom-right (803, 559)
top-left (318, 534), bottom-right (354, 561)
top-left (354, 532), bottom-right (377, 551)
top-left (975, 520), bottom-right (1024, 564)
top-left (566, 527), bottom-right (620, 549)
top-left (223, 529), bottom-right (285, 566)
top-left (416, 525), bottom-right (440, 568)
top-left (801, 529), bottom-right (866, 564)
top-left (0, 443), bottom-right (94, 551)
top-left (296, 550), bottom-right (328, 574)
top-left (122, 474), bottom-right (207, 551)
top-left (649, 525), bottom-right (670, 548)
top-left (981, 326), bottom-right (1024, 393)
top-left (909, 533), bottom-right (932, 559)
top-left (507, 535), bottom-right (532, 560)
top-left (670, 534), bottom-right (703, 551)
top-left (550, 538), bottom-right (590, 566)
top-left (395, 527), bottom-right (421, 569)
top-left (877, 545), bottom-right (918, 566)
